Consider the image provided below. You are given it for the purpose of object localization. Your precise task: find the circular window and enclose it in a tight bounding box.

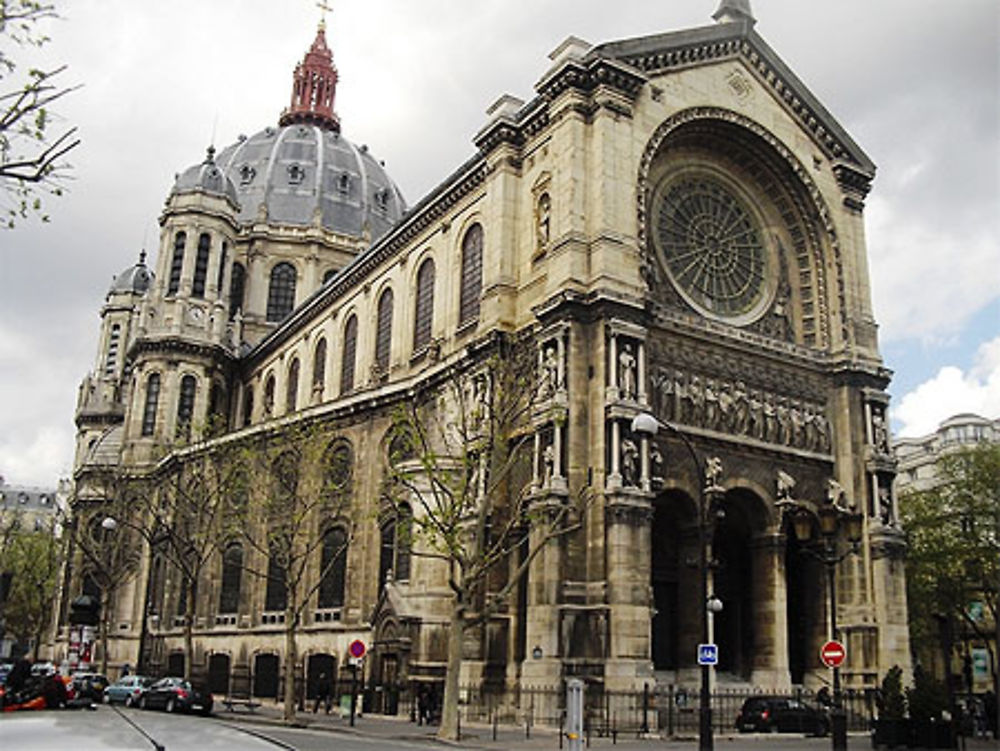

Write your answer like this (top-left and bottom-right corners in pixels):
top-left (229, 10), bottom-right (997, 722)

top-left (651, 176), bottom-right (770, 322)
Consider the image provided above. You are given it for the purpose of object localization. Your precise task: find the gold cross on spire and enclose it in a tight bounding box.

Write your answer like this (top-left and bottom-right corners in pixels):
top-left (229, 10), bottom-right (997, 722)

top-left (316, 0), bottom-right (333, 29)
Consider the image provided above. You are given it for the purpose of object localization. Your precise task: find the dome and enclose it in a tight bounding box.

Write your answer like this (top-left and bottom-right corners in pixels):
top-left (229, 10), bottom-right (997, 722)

top-left (214, 125), bottom-right (406, 241)
top-left (109, 252), bottom-right (153, 295)
top-left (172, 146), bottom-right (240, 206)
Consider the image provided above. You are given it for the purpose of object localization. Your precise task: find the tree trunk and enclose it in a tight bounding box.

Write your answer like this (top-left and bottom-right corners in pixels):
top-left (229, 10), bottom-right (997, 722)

top-left (99, 590), bottom-right (111, 676)
top-left (437, 600), bottom-right (465, 741)
top-left (184, 580), bottom-right (195, 681)
top-left (282, 605), bottom-right (298, 723)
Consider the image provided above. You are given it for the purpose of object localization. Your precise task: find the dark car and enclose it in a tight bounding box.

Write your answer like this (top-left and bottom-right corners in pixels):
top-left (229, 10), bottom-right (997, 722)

top-left (103, 674), bottom-right (155, 706)
top-left (70, 672), bottom-right (110, 700)
top-left (140, 676), bottom-right (213, 715)
top-left (736, 695), bottom-right (830, 735)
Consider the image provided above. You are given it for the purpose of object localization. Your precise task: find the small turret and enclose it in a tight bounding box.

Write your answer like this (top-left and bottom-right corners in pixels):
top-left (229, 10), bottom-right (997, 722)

top-left (279, 23), bottom-right (340, 132)
top-left (712, 0), bottom-right (756, 26)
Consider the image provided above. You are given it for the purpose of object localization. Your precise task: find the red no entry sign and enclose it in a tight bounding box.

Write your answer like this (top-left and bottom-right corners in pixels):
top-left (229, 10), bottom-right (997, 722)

top-left (349, 639), bottom-right (367, 659)
top-left (820, 640), bottom-right (846, 668)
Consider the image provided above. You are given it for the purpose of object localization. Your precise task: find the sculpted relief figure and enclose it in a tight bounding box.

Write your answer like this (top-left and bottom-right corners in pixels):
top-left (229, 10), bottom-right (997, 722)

top-left (871, 411), bottom-right (889, 454)
top-left (621, 438), bottom-right (639, 487)
top-left (539, 343), bottom-right (559, 399)
top-left (776, 469), bottom-right (797, 503)
top-left (619, 343), bottom-right (637, 400)
top-left (748, 389), bottom-right (763, 440)
top-left (732, 381), bottom-right (748, 434)
top-left (652, 367), bottom-right (674, 421)
top-left (763, 393), bottom-right (777, 443)
top-left (704, 378), bottom-right (719, 429)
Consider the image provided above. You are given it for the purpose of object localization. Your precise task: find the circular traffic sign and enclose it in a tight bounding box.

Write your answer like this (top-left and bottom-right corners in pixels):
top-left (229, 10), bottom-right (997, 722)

top-left (820, 639), bottom-right (846, 668)
top-left (349, 639), bottom-right (367, 659)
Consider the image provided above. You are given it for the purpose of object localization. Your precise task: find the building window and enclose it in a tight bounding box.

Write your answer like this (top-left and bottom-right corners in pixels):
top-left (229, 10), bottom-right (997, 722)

top-left (413, 258), bottom-right (435, 351)
top-left (192, 233), bottom-right (210, 298)
top-left (229, 262), bottom-right (245, 321)
top-left (141, 373), bottom-right (161, 437)
top-left (286, 358), bottom-right (300, 413)
top-left (218, 543), bottom-right (243, 614)
top-left (459, 224), bottom-right (483, 325)
top-left (216, 241), bottom-right (228, 295)
top-left (263, 374), bottom-right (275, 416)
top-left (168, 232), bottom-right (186, 295)
top-left (243, 385), bottom-right (254, 427)
top-left (340, 315), bottom-right (357, 394)
top-left (105, 324), bottom-right (121, 376)
top-left (264, 550), bottom-right (287, 612)
top-left (176, 374), bottom-right (197, 439)
top-left (312, 338), bottom-right (327, 397)
top-left (378, 502), bottom-right (412, 594)
top-left (317, 526), bottom-right (347, 609)
top-left (374, 288), bottom-right (393, 375)
top-left (266, 263), bottom-right (297, 323)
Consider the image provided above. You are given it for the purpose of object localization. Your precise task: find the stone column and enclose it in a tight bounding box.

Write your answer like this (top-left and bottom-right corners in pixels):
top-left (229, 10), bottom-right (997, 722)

top-left (750, 532), bottom-right (791, 689)
top-left (607, 420), bottom-right (622, 489)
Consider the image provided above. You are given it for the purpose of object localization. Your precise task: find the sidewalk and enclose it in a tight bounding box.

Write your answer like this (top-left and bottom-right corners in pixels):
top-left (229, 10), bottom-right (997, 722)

top-left (211, 702), bottom-right (999, 750)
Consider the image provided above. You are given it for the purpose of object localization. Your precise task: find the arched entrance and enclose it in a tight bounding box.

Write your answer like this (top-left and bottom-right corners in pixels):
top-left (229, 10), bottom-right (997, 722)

top-left (207, 653), bottom-right (231, 695)
top-left (785, 525), bottom-right (825, 684)
top-left (711, 490), bottom-right (766, 680)
top-left (650, 490), bottom-right (698, 672)
top-left (307, 653), bottom-right (336, 700)
top-left (253, 653), bottom-right (279, 698)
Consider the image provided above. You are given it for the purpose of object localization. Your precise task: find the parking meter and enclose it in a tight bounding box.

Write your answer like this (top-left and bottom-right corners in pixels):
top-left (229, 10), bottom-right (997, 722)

top-left (566, 678), bottom-right (583, 751)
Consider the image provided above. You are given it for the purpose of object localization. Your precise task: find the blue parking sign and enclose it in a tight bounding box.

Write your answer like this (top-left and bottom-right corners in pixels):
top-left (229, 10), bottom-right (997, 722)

top-left (698, 643), bottom-right (718, 665)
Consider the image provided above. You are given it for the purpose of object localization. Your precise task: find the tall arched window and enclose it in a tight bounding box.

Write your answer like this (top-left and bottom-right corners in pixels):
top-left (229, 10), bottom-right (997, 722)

top-left (264, 549), bottom-right (287, 612)
top-left (266, 262), bottom-right (297, 322)
top-left (374, 288), bottom-right (393, 376)
top-left (263, 374), bottom-right (275, 416)
top-left (168, 232), bottom-right (186, 295)
top-left (216, 241), bottom-right (228, 296)
top-left (413, 258), bottom-right (435, 351)
top-left (378, 517), bottom-right (395, 595)
top-left (396, 503), bottom-right (412, 581)
top-left (192, 233), bottom-right (211, 298)
top-left (243, 385), bottom-right (254, 427)
top-left (377, 502), bottom-right (412, 595)
top-left (340, 315), bottom-right (357, 394)
top-left (317, 526), bottom-right (347, 609)
top-left (105, 324), bottom-right (121, 376)
top-left (176, 374), bottom-right (197, 439)
top-left (228, 262), bottom-right (245, 321)
top-left (312, 338), bottom-right (327, 398)
top-left (459, 224), bottom-right (483, 325)
top-left (218, 543), bottom-right (243, 614)
top-left (141, 373), bottom-right (161, 437)
top-left (286, 358), bottom-right (300, 413)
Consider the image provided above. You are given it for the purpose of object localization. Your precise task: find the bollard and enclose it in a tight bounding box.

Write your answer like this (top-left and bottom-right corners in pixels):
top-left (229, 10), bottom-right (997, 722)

top-left (566, 678), bottom-right (584, 751)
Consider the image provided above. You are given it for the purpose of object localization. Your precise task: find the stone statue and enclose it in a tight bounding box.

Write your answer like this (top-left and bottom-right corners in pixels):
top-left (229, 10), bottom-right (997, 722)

top-left (872, 411), bottom-right (889, 453)
top-left (826, 478), bottom-right (849, 512)
top-left (540, 344), bottom-right (558, 398)
top-left (704, 456), bottom-right (724, 492)
top-left (536, 192), bottom-right (551, 251)
top-left (621, 438), bottom-right (638, 487)
top-left (619, 343), bottom-right (637, 400)
top-left (542, 444), bottom-right (555, 486)
top-left (776, 469), bottom-right (796, 502)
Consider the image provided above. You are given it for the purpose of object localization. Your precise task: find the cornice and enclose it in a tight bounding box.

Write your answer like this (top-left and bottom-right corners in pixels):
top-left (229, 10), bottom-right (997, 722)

top-left (127, 336), bottom-right (237, 367)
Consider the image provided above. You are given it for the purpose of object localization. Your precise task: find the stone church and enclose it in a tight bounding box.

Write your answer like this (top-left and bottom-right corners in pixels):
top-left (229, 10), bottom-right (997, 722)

top-left (58, 1), bottom-right (910, 706)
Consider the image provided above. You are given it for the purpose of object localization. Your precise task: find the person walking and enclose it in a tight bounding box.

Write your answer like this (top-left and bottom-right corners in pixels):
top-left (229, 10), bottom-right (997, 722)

top-left (313, 672), bottom-right (332, 714)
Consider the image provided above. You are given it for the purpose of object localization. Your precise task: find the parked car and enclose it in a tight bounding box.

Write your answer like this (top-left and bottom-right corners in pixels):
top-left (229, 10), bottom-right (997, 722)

top-left (70, 672), bottom-right (109, 700)
top-left (736, 695), bottom-right (830, 735)
top-left (103, 674), bottom-right (155, 706)
top-left (140, 677), bottom-right (213, 715)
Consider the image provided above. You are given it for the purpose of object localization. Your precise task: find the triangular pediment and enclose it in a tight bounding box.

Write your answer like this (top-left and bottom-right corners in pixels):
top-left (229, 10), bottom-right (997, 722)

top-left (588, 21), bottom-right (875, 176)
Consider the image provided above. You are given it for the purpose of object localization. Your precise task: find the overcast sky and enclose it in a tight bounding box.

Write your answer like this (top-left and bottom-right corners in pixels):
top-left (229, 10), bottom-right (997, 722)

top-left (1, 0), bottom-right (997, 488)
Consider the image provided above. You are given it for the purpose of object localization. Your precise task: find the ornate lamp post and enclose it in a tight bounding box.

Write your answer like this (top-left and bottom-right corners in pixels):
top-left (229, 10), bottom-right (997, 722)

top-left (631, 413), bottom-right (724, 751)
top-left (783, 490), bottom-right (863, 751)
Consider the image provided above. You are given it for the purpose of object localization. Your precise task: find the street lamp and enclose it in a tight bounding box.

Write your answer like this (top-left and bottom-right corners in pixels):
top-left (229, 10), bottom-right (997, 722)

top-left (631, 412), bottom-right (724, 751)
top-left (783, 494), bottom-right (862, 751)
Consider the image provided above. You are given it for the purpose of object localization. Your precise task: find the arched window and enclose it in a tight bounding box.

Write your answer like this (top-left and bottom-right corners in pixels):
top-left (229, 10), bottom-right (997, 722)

top-left (228, 262), bottom-right (245, 321)
top-left (378, 517), bottom-right (395, 595)
top-left (105, 324), bottom-right (121, 376)
top-left (374, 288), bottom-right (393, 376)
top-left (242, 385), bottom-right (254, 427)
top-left (312, 338), bottom-right (327, 397)
top-left (317, 526), bottom-right (347, 609)
top-left (192, 233), bottom-right (210, 298)
top-left (218, 543), bottom-right (243, 614)
top-left (324, 441), bottom-right (353, 510)
top-left (377, 502), bottom-right (412, 594)
top-left (413, 258), bottom-right (435, 351)
top-left (176, 374), bottom-right (197, 439)
top-left (340, 315), bottom-right (357, 394)
top-left (266, 262), bottom-right (297, 322)
top-left (216, 241), bottom-right (228, 296)
top-left (208, 382), bottom-right (226, 434)
top-left (141, 373), bottom-right (161, 437)
top-left (168, 232), bottom-right (186, 295)
top-left (459, 224), bottom-right (483, 325)
top-left (286, 358), bottom-right (300, 413)
top-left (264, 549), bottom-right (287, 612)
top-left (263, 374), bottom-right (275, 416)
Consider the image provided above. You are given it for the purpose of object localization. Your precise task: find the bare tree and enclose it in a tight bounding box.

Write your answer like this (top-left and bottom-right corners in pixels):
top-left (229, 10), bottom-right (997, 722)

top-left (386, 336), bottom-right (589, 741)
top-left (239, 420), bottom-right (355, 723)
top-left (1, 1), bottom-right (80, 227)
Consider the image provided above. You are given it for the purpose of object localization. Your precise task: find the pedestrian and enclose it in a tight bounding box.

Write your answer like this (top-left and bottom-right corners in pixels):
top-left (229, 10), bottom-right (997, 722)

top-left (313, 672), bottom-right (332, 714)
top-left (416, 684), bottom-right (427, 726)
top-left (817, 686), bottom-right (832, 708)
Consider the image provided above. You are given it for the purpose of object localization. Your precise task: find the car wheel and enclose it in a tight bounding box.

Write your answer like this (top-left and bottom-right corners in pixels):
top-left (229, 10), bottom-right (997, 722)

top-left (166, 697), bottom-right (176, 713)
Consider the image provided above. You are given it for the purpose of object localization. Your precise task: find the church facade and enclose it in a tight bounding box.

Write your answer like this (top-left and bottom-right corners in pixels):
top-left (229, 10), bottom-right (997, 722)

top-left (59, 2), bottom-right (910, 705)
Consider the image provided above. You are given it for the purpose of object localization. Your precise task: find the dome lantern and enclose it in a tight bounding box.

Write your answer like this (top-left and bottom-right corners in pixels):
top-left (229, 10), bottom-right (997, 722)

top-left (279, 23), bottom-right (341, 132)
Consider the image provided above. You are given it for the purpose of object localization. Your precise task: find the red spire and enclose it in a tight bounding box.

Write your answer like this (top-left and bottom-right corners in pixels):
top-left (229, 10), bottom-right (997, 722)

top-left (279, 24), bottom-right (340, 132)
